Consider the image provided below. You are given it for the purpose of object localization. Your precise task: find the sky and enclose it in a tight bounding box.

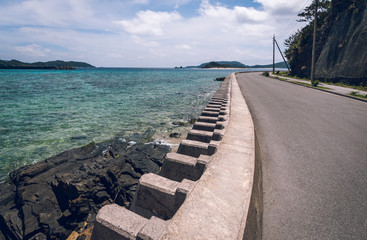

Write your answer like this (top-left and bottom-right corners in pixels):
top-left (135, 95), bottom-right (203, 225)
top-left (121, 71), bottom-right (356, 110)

top-left (0, 0), bottom-right (312, 67)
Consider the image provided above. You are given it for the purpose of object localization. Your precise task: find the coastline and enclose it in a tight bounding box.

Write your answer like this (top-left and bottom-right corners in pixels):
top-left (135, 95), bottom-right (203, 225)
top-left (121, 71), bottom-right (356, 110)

top-left (0, 68), bottom-right (228, 181)
top-left (0, 116), bottom-right (196, 239)
top-left (0, 68), bottom-right (229, 239)
top-left (0, 134), bottom-right (174, 239)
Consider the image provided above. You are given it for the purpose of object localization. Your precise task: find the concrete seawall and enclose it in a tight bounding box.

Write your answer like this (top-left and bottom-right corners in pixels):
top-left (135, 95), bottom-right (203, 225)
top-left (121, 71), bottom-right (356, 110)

top-left (91, 73), bottom-right (259, 239)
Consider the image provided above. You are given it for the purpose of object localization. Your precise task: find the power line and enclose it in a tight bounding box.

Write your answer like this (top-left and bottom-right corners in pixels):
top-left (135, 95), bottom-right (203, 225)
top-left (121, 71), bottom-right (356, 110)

top-left (272, 0), bottom-right (313, 68)
top-left (277, 0), bottom-right (312, 34)
top-left (277, 0), bottom-right (313, 40)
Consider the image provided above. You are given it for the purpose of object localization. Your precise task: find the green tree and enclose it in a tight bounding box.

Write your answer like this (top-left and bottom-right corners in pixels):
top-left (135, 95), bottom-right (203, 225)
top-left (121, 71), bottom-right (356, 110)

top-left (297, 0), bottom-right (332, 22)
top-left (284, 0), bottom-right (332, 78)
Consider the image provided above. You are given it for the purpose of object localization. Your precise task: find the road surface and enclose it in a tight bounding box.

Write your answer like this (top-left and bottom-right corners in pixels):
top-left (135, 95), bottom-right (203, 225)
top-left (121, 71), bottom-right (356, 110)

top-left (236, 72), bottom-right (367, 239)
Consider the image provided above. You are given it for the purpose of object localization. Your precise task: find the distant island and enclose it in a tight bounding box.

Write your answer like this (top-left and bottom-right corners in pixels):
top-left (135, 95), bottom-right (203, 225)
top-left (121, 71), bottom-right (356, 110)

top-left (0, 59), bottom-right (95, 69)
top-left (185, 61), bottom-right (288, 69)
top-left (185, 61), bottom-right (246, 69)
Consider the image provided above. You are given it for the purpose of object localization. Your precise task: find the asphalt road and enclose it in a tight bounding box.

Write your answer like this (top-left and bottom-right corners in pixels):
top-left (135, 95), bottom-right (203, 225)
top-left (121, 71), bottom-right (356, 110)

top-left (236, 72), bottom-right (367, 239)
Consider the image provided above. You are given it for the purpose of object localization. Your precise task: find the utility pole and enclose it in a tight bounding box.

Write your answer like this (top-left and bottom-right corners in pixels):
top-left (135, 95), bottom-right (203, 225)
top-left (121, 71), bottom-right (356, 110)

top-left (274, 38), bottom-right (291, 73)
top-left (311, 0), bottom-right (318, 86)
top-left (273, 35), bottom-right (275, 74)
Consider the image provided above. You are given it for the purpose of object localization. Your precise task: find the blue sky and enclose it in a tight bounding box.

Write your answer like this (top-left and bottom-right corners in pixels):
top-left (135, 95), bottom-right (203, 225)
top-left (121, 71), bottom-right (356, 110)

top-left (0, 0), bottom-right (311, 67)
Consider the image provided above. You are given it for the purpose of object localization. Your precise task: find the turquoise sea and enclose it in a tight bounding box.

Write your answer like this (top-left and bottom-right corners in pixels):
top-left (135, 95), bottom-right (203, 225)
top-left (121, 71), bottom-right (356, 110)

top-left (0, 68), bottom-right (244, 181)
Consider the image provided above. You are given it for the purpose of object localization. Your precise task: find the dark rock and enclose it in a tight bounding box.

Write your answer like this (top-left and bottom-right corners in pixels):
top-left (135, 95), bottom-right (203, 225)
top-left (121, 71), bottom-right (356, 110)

top-left (172, 121), bottom-right (188, 126)
top-left (0, 139), bottom-right (170, 239)
top-left (172, 118), bottom-right (196, 126)
top-left (77, 235), bottom-right (87, 240)
top-left (188, 118), bottom-right (197, 124)
top-left (169, 132), bottom-right (181, 138)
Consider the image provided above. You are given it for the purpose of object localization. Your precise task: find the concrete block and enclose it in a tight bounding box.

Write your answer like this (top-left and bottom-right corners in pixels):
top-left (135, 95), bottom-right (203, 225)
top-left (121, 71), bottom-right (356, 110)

top-left (219, 109), bottom-right (228, 115)
top-left (91, 204), bottom-right (147, 240)
top-left (208, 101), bottom-right (223, 105)
top-left (197, 116), bottom-right (219, 123)
top-left (193, 122), bottom-right (216, 131)
top-left (211, 98), bottom-right (224, 102)
top-left (201, 110), bottom-right (219, 117)
top-left (137, 217), bottom-right (168, 240)
top-left (204, 107), bottom-right (222, 112)
top-left (205, 104), bottom-right (222, 109)
top-left (197, 154), bottom-right (212, 167)
top-left (177, 140), bottom-right (210, 158)
top-left (131, 173), bottom-right (195, 220)
top-left (187, 129), bottom-right (213, 143)
top-left (218, 115), bottom-right (228, 122)
top-left (208, 140), bottom-right (220, 155)
top-left (213, 129), bottom-right (225, 141)
top-left (215, 122), bottom-right (226, 129)
top-left (160, 152), bottom-right (206, 182)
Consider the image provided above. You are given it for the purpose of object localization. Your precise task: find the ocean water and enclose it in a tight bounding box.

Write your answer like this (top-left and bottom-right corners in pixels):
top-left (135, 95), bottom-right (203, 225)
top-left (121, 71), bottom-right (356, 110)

top-left (0, 68), bottom-right (240, 180)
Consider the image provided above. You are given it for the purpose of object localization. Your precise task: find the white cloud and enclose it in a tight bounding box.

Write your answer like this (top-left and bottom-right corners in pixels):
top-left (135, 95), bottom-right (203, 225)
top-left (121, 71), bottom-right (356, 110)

top-left (0, 0), bottom-right (309, 67)
top-left (199, 1), bottom-right (268, 23)
top-left (176, 44), bottom-right (192, 50)
top-left (115, 10), bottom-right (182, 36)
top-left (174, 0), bottom-right (193, 9)
top-left (132, 36), bottom-right (160, 47)
top-left (234, 6), bottom-right (268, 23)
top-left (255, 0), bottom-right (311, 16)
top-left (15, 44), bottom-right (51, 57)
top-left (131, 0), bottom-right (150, 4)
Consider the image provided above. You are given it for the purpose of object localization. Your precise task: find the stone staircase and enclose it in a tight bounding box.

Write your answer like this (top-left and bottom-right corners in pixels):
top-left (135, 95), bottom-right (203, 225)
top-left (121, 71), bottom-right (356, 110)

top-left (91, 76), bottom-right (231, 240)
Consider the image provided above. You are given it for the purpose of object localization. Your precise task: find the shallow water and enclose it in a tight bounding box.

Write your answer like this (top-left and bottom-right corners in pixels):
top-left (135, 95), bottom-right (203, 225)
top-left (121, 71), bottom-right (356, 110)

top-left (0, 68), bottom-right (240, 180)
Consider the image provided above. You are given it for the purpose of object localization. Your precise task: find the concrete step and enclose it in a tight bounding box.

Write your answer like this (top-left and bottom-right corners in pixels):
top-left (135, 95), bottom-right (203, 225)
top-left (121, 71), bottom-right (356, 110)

top-left (204, 107), bottom-right (222, 112)
top-left (197, 116), bottom-right (219, 123)
top-left (92, 204), bottom-right (168, 240)
top-left (208, 100), bottom-right (224, 105)
top-left (219, 109), bottom-right (229, 115)
top-left (201, 111), bottom-right (219, 117)
top-left (193, 122), bottom-right (225, 131)
top-left (177, 139), bottom-right (219, 158)
top-left (206, 104), bottom-right (222, 109)
top-left (213, 129), bottom-right (225, 141)
top-left (187, 129), bottom-right (225, 142)
top-left (211, 97), bottom-right (224, 102)
top-left (197, 115), bottom-right (227, 123)
top-left (160, 153), bottom-right (212, 182)
top-left (187, 129), bottom-right (213, 143)
top-left (130, 173), bottom-right (196, 220)
top-left (193, 122), bottom-right (216, 131)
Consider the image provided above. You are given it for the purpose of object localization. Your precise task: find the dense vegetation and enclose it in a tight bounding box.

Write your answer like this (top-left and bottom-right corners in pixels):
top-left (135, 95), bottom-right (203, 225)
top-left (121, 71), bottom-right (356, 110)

top-left (192, 61), bottom-right (247, 68)
top-left (247, 62), bottom-right (288, 69)
top-left (284, 0), bottom-right (366, 86)
top-left (0, 59), bottom-right (94, 69)
top-left (187, 61), bottom-right (287, 69)
top-left (284, 0), bottom-right (332, 78)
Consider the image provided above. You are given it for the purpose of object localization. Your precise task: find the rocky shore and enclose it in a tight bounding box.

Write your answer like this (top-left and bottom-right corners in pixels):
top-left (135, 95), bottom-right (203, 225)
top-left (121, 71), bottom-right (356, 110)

top-left (0, 137), bottom-right (171, 240)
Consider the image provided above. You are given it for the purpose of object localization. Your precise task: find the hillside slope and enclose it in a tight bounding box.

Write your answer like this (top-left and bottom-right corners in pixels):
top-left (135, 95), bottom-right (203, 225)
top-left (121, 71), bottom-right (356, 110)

top-left (0, 60), bottom-right (94, 69)
top-left (315, 0), bottom-right (367, 83)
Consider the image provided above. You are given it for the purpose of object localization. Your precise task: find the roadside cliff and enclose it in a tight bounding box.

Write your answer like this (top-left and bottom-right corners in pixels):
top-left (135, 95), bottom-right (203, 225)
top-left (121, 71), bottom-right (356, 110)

top-left (315, 0), bottom-right (367, 84)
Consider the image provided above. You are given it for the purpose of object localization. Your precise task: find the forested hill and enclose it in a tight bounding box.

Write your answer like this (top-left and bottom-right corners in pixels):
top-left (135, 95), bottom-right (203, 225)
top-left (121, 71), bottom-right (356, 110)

top-left (186, 61), bottom-right (287, 69)
top-left (187, 61), bottom-right (247, 68)
top-left (284, 0), bottom-right (367, 86)
top-left (246, 62), bottom-right (288, 69)
top-left (0, 60), bottom-right (95, 69)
